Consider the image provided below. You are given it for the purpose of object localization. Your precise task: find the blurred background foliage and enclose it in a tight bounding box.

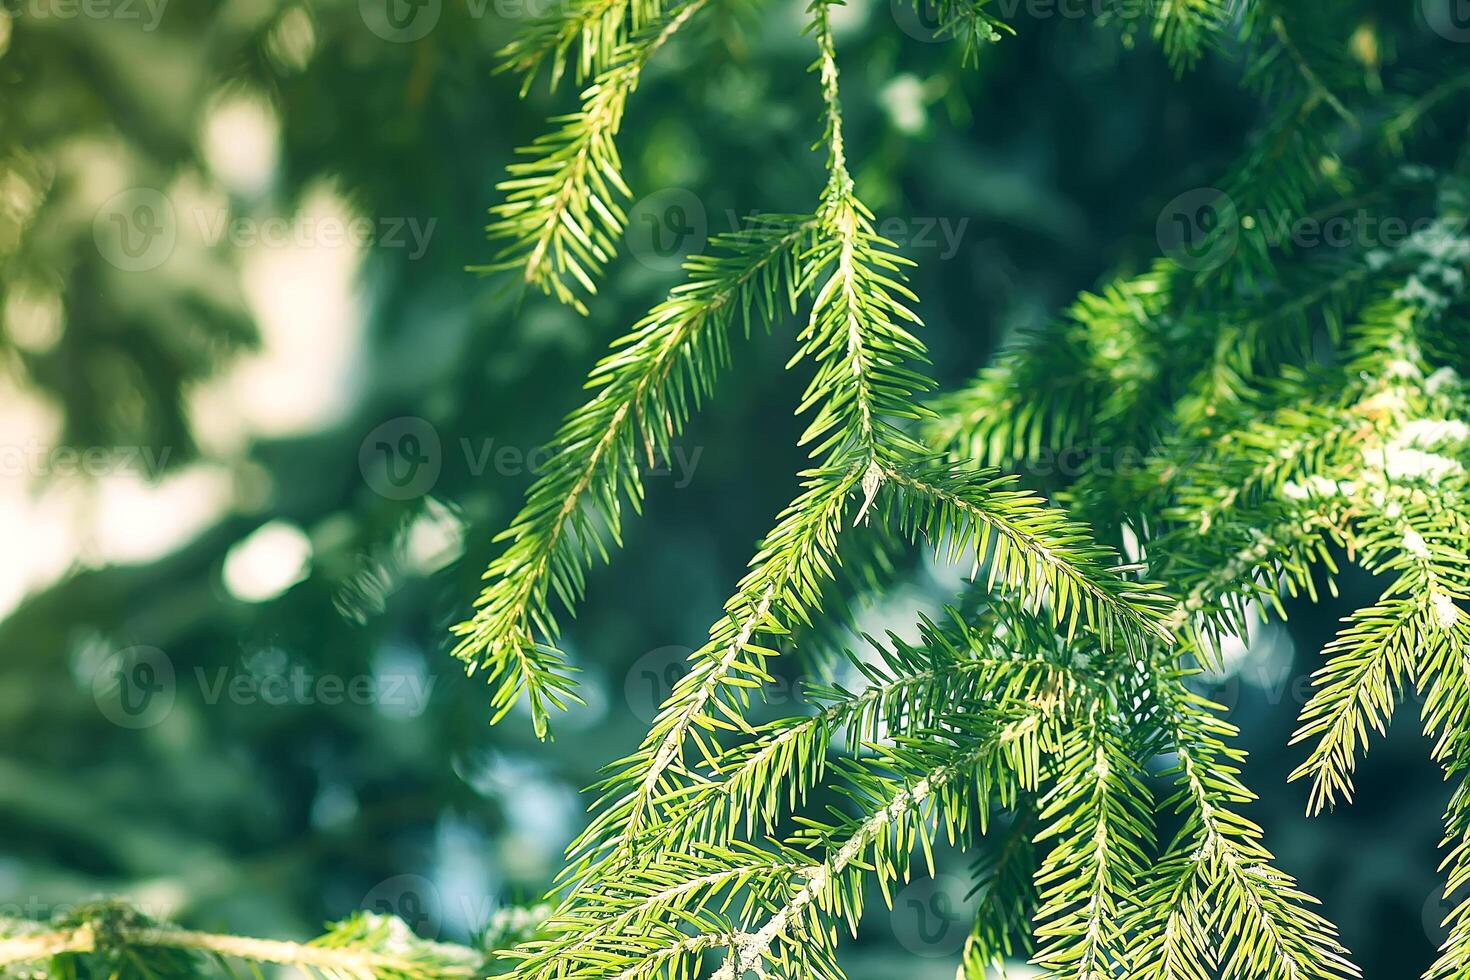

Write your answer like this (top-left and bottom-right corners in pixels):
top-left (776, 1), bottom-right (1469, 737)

top-left (0, 0), bottom-right (1465, 975)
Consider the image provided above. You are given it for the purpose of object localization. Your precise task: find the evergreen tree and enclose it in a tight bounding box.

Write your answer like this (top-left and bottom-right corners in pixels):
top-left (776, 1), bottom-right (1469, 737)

top-left (4, 0), bottom-right (1469, 978)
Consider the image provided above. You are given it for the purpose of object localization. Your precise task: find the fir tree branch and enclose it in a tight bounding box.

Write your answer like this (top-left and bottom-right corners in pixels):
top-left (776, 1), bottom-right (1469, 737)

top-left (497, 0), bottom-right (673, 92)
top-left (476, 0), bottom-right (708, 311)
top-left (1129, 673), bottom-right (1358, 980)
top-left (896, 0), bottom-right (1012, 63)
top-left (794, 0), bottom-right (934, 468)
top-left (454, 15), bottom-right (1470, 980)
top-left (694, 713), bottom-right (1042, 980)
top-left (960, 805), bottom-right (1039, 978)
top-left (0, 926), bottom-right (92, 964)
top-left (645, 605), bottom-right (1083, 856)
top-left (1151, 0), bottom-right (1240, 74)
top-left (567, 0), bottom-right (942, 865)
top-left (877, 457), bottom-right (1177, 649)
top-left (0, 909), bottom-right (483, 979)
top-left (568, 464), bottom-right (861, 861)
top-left (453, 217), bottom-right (809, 737)
top-left (1266, 12), bottom-right (1355, 128)
top-left (1031, 710), bottom-right (1155, 979)
top-left (1427, 779), bottom-right (1470, 980)
top-left (502, 848), bottom-right (800, 980)
top-left (922, 267), bottom-right (1178, 470)
top-left (1288, 596), bottom-right (1426, 813)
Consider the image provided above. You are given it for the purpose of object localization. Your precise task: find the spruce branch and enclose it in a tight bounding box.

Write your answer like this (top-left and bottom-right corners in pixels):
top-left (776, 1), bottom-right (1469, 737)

top-left (1151, 0), bottom-right (1240, 74)
top-left (567, 464), bottom-right (861, 864)
top-left (960, 805), bottom-right (1039, 978)
top-left (453, 216), bottom-right (809, 737)
top-left (1194, 2), bottom-right (1363, 288)
top-left (566, 0), bottom-right (945, 864)
top-left (676, 710), bottom-right (1046, 980)
top-left (1128, 672), bottom-right (1359, 980)
top-left (1030, 711), bottom-right (1155, 979)
top-left (1428, 779), bottom-right (1470, 980)
top-left (506, 606), bottom-right (1081, 980)
top-left (476, 0), bottom-right (708, 312)
top-left (641, 604), bottom-right (1084, 858)
top-left (0, 907), bottom-right (484, 980)
top-left (454, 11), bottom-right (1470, 980)
top-left (877, 458), bottom-right (1177, 649)
top-left (794, 0), bottom-right (934, 468)
top-left (922, 267), bottom-right (1178, 471)
top-left (1288, 595), bottom-right (1427, 813)
top-left (897, 0), bottom-right (1013, 64)
top-left (497, 0), bottom-right (672, 92)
